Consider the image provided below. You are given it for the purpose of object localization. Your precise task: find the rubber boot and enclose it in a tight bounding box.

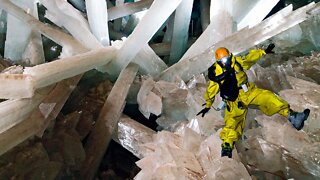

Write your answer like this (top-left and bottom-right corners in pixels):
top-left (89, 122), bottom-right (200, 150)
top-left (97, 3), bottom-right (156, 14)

top-left (221, 142), bottom-right (233, 158)
top-left (288, 109), bottom-right (310, 130)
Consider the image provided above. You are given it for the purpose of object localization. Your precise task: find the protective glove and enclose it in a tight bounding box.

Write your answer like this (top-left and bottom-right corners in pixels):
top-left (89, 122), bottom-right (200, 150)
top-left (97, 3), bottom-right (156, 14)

top-left (197, 107), bottom-right (210, 117)
top-left (265, 43), bottom-right (275, 54)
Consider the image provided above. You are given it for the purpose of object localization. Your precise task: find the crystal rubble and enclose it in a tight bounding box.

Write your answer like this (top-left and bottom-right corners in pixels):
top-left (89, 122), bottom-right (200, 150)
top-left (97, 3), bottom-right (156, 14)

top-left (168, 0), bottom-right (194, 65)
top-left (107, 0), bottom-right (153, 21)
top-left (117, 115), bottom-right (156, 159)
top-left (40, 0), bottom-right (103, 50)
top-left (237, 0), bottom-right (280, 30)
top-left (135, 128), bottom-right (251, 179)
top-left (105, 0), bottom-right (183, 78)
top-left (5, 0), bottom-right (45, 65)
top-left (85, 0), bottom-right (110, 46)
top-left (0, 0), bottom-right (88, 55)
top-left (238, 115), bottom-right (320, 179)
top-left (279, 76), bottom-right (320, 133)
top-left (159, 2), bottom-right (319, 82)
top-left (246, 64), bottom-right (293, 93)
top-left (137, 77), bottom-right (162, 118)
top-left (80, 63), bottom-right (139, 180)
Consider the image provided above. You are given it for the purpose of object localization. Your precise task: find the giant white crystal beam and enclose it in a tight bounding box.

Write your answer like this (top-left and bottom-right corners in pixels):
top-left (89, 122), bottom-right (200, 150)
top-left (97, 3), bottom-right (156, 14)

top-left (177, 0), bottom-right (234, 61)
top-left (0, 76), bottom-right (81, 156)
top-left (106, 0), bottom-right (183, 77)
top-left (5, 0), bottom-right (44, 65)
top-left (116, 115), bottom-right (156, 159)
top-left (237, 0), bottom-right (280, 30)
top-left (0, 74), bottom-right (34, 98)
top-left (85, 0), bottom-right (110, 46)
top-left (40, 0), bottom-right (102, 50)
top-left (24, 47), bottom-right (117, 89)
top-left (159, 3), bottom-right (318, 82)
top-left (80, 63), bottom-right (139, 180)
top-left (0, 0), bottom-right (88, 55)
top-left (199, 0), bottom-right (210, 30)
top-left (168, 0), bottom-right (194, 65)
top-left (108, 0), bottom-right (153, 21)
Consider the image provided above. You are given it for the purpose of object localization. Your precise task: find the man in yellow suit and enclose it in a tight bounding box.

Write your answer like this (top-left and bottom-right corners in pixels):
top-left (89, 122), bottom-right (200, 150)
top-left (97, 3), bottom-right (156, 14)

top-left (197, 44), bottom-right (310, 158)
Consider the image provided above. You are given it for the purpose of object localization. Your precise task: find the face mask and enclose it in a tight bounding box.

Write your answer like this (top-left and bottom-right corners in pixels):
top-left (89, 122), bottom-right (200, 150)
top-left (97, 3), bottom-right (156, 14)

top-left (217, 55), bottom-right (232, 69)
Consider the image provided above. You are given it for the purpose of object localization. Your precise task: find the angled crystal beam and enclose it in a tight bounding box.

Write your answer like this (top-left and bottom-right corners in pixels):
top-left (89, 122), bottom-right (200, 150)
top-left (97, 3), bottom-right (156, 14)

top-left (108, 0), bottom-right (153, 21)
top-left (86, 0), bottom-right (110, 46)
top-left (159, 3), bottom-right (318, 82)
top-left (199, 0), bottom-right (210, 30)
top-left (5, 0), bottom-right (44, 65)
top-left (106, 0), bottom-right (183, 78)
top-left (0, 76), bottom-right (81, 156)
top-left (0, 0), bottom-right (88, 55)
top-left (81, 63), bottom-right (139, 180)
top-left (168, 0), bottom-right (194, 65)
top-left (178, 0), bottom-right (234, 61)
top-left (40, 0), bottom-right (102, 50)
top-left (116, 115), bottom-right (155, 159)
top-left (237, 0), bottom-right (280, 30)
top-left (24, 47), bottom-right (117, 89)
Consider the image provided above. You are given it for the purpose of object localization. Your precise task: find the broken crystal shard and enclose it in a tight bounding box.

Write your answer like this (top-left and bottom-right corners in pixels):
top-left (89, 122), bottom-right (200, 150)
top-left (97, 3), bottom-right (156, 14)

top-left (117, 115), bottom-right (155, 159)
top-left (86, 0), bottom-right (110, 46)
top-left (137, 77), bottom-right (162, 118)
top-left (39, 103), bottom-right (56, 119)
top-left (168, 0), bottom-right (194, 65)
top-left (107, 0), bottom-right (182, 77)
top-left (160, 3), bottom-right (316, 82)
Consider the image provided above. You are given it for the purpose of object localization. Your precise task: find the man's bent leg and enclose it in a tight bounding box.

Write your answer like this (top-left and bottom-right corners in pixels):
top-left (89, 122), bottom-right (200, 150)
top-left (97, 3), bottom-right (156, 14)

top-left (220, 102), bottom-right (247, 158)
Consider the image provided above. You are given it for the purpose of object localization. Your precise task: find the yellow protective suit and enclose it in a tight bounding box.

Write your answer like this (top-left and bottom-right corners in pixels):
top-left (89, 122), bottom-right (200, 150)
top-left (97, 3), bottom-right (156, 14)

top-left (205, 49), bottom-right (290, 147)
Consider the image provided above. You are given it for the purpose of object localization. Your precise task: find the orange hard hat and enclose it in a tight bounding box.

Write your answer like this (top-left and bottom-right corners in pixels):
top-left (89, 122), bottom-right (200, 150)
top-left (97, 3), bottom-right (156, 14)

top-left (215, 47), bottom-right (230, 60)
